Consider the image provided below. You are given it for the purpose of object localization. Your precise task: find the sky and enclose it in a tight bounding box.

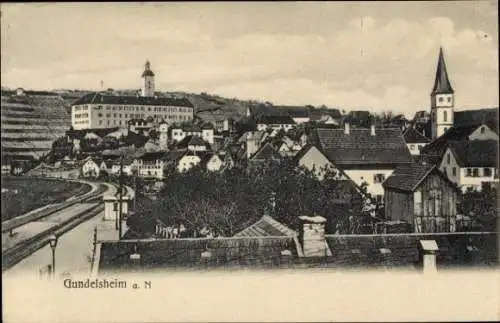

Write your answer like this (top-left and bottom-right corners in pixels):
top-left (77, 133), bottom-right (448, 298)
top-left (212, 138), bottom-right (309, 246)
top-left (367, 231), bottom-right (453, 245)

top-left (1, 2), bottom-right (498, 117)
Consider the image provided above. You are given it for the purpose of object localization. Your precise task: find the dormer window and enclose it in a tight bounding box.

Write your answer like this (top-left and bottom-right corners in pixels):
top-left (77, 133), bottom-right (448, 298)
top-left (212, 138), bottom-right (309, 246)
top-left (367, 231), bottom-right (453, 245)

top-left (480, 127), bottom-right (485, 134)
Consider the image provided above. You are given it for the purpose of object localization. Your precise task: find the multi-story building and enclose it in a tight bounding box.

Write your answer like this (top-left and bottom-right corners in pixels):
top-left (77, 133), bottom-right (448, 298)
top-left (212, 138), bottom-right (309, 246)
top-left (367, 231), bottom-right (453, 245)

top-left (71, 61), bottom-right (194, 130)
top-left (311, 123), bottom-right (413, 203)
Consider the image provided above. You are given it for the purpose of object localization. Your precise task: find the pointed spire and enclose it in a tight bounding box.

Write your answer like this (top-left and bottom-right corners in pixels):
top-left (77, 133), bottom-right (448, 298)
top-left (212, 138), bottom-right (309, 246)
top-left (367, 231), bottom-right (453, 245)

top-left (431, 47), bottom-right (454, 95)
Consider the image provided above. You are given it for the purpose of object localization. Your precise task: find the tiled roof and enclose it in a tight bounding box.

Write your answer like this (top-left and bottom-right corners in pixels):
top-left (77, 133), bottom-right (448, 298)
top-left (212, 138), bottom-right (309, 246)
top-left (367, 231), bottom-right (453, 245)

top-left (257, 115), bottom-right (296, 125)
top-left (234, 215), bottom-right (298, 237)
top-left (431, 48), bottom-right (454, 95)
top-left (138, 151), bottom-right (168, 161)
top-left (454, 108), bottom-right (499, 133)
top-left (420, 124), bottom-right (492, 163)
top-left (313, 128), bottom-right (413, 167)
top-left (188, 135), bottom-right (207, 147)
top-left (403, 127), bottom-right (431, 143)
top-left (164, 149), bottom-right (188, 163)
top-left (250, 142), bottom-right (282, 161)
top-left (448, 140), bottom-right (498, 167)
top-left (382, 163), bottom-right (438, 192)
top-left (98, 236), bottom-right (297, 271)
top-left (73, 92), bottom-right (194, 107)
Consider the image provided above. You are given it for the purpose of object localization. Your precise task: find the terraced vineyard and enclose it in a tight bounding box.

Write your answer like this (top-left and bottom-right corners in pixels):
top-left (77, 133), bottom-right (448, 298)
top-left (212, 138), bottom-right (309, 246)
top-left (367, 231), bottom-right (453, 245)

top-left (0, 176), bottom-right (92, 222)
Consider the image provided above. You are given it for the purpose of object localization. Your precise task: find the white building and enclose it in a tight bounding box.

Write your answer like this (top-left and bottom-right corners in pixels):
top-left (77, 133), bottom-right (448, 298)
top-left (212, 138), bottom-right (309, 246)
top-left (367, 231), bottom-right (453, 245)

top-left (439, 140), bottom-right (498, 192)
top-left (71, 61), bottom-right (194, 130)
top-left (256, 115), bottom-right (296, 133)
top-left (81, 157), bottom-right (102, 177)
top-left (312, 123), bottom-right (413, 203)
top-left (403, 127), bottom-right (430, 156)
top-left (170, 124), bottom-right (214, 144)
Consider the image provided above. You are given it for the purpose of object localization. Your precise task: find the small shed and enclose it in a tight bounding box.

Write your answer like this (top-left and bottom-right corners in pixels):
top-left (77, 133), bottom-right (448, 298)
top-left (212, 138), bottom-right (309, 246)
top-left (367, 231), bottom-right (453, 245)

top-left (383, 163), bottom-right (459, 233)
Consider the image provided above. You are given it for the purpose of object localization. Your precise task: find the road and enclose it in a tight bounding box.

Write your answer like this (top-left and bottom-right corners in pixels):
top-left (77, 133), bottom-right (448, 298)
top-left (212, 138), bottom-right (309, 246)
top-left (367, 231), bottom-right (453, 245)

top-left (3, 182), bottom-right (133, 278)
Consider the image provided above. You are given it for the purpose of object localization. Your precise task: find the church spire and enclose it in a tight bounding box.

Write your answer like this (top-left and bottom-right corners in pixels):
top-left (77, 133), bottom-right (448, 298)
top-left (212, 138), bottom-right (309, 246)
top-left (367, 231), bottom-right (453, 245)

top-left (431, 47), bottom-right (454, 95)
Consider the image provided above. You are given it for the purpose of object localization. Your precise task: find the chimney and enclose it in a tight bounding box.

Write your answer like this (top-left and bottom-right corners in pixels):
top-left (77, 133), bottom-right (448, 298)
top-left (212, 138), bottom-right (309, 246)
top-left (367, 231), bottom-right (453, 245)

top-left (371, 124), bottom-right (376, 136)
top-left (298, 215), bottom-right (331, 257)
top-left (344, 122), bottom-right (350, 135)
top-left (246, 132), bottom-right (258, 158)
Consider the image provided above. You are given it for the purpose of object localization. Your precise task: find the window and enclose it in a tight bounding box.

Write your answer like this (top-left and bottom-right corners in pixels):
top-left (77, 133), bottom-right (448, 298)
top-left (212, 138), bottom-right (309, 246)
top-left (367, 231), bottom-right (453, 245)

top-left (452, 167), bottom-right (456, 176)
top-left (472, 168), bottom-right (479, 177)
top-left (447, 97), bottom-right (452, 102)
top-left (439, 97), bottom-right (444, 102)
top-left (447, 153), bottom-right (450, 164)
top-left (410, 144), bottom-right (415, 150)
top-left (373, 173), bottom-right (385, 183)
top-left (414, 190), bottom-right (422, 216)
top-left (480, 127), bottom-right (485, 134)
top-left (444, 127), bottom-right (448, 132)
top-left (98, 113), bottom-right (103, 117)
top-left (466, 168), bottom-right (472, 177)
top-left (484, 168), bottom-right (492, 177)
top-left (443, 110), bottom-right (447, 122)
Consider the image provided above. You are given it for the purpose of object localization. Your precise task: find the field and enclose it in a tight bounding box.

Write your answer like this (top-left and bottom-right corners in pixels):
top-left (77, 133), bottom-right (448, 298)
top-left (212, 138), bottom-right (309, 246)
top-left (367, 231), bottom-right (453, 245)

top-left (1, 176), bottom-right (92, 222)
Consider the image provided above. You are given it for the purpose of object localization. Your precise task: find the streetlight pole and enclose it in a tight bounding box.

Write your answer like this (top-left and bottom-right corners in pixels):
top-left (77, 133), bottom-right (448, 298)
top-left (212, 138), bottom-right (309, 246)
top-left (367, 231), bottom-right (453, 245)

top-left (49, 234), bottom-right (58, 278)
top-left (118, 155), bottom-right (124, 239)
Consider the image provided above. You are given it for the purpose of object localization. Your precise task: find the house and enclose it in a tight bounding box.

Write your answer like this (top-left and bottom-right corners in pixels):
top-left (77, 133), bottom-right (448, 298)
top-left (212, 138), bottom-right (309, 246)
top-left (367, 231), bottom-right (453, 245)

top-left (177, 152), bottom-right (202, 173)
top-left (421, 123), bottom-right (498, 165)
top-left (135, 151), bottom-right (168, 179)
top-left (205, 153), bottom-right (224, 172)
top-left (174, 135), bottom-right (211, 152)
top-left (248, 142), bottom-right (282, 167)
top-left (110, 158), bottom-right (135, 176)
top-left (256, 115), bottom-right (296, 133)
top-left (383, 163), bottom-right (459, 233)
top-left (1, 161), bottom-right (12, 175)
top-left (453, 107), bottom-right (499, 134)
top-left (413, 110), bottom-right (430, 125)
top-left (170, 123), bottom-right (215, 144)
top-left (292, 144), bottom-right (344, 180)
top-left (128, 119), bottom-right (153, 135)
top-left (81, 157), bottom-right (102, 177)
top-left (311, 123), bottom-right (413, 203)
top-left (439, 140), bottom-right (498, 192)
top-left (403, 127), bottom-right (431, 156)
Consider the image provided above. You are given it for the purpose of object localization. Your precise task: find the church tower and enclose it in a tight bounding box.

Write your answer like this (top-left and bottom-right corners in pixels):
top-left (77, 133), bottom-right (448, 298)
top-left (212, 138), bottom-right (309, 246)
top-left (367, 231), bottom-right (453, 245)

top-left (141, 60), bottom-right (155, 97)
top-left (430, 47), bottom-right (454, 140)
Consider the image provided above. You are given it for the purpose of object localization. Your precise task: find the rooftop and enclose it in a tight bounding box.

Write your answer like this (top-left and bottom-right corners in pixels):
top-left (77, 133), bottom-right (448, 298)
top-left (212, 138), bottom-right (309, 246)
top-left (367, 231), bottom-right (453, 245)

top-left (313, 128), bottom-right (413, 167)
top-left (73, 92), bottom-right (194, 107)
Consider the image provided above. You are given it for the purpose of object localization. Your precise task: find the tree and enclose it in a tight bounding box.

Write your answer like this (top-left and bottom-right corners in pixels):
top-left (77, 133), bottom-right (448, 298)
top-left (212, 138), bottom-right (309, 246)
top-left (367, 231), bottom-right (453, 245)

top-left (128, 157), bottom-right (365, 238)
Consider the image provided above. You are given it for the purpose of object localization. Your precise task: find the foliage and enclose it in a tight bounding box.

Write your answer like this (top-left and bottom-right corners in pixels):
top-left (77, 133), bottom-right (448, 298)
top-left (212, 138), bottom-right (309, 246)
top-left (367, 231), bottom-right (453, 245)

top-left (129, 159), bottom-right (364, 238)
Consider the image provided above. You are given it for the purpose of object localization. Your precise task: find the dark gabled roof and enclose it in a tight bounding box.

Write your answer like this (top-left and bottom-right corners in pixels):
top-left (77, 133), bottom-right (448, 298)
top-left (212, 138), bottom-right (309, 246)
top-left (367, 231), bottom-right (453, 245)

top-left (66, 127), bottom-right (119, 140)
top-left (234, 215), bottom-right (298, 237)
top-left (420, 123), bottom-right (493, 162)
top-left (188, 135), bottom-right (207, 147)
top-left (383, 163), bottom-right (440, 192)
top-left (72, 92), bottom-right (193, 107)
top-left (257, 115), bottom-right (296, 125)
top-left (403, 127), bottom-right (431, 143)
top-left (431, 47), bottom-right (454, 95)
top-left (448, 140), bottom-right (499, 168)
top-left (454, 108), bottom-right (499, 134)
top-left (250, 142), bottom-right (282, 161)
top-left (137, 151), bottom-right (168, 161)
top-left (164, 149), bottom-right (188, 163)
top-left (313, 128), bottom-right (413, 167)
top-left (172, 124), bottom-right (202, 132)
